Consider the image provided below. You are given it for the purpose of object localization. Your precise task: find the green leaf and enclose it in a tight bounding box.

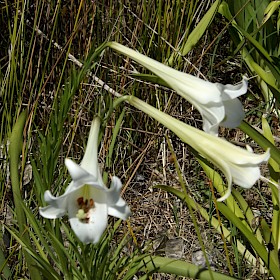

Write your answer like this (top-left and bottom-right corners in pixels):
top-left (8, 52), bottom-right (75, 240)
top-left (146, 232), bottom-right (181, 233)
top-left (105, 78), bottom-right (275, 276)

top-left (9, 111), bottom-right (42, 279)
top-left (0, 248), bottom-right (11, 279)
top-left (154, 185), bottom-right (264, 272)
top-left (262, 117), bottom-right (280, 173)
top-left (137, 256), bottom-right (238, 279)
top-left (130, 73), bottom-right (169, 87)
top-left (181, 0), bottom-right (220, 56)
top-left (239, 121), bottom-right (280, 166)
top-left (263, 1), bottom-right (280, 24)
top-left (168, 0), bottom-right (221, 64)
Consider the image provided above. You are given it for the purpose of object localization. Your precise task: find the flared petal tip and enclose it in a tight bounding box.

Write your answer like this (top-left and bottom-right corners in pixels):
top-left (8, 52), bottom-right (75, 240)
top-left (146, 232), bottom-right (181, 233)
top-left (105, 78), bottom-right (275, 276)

top-left (39, 205), bottom-right (66, 219)
top-left (65, 158), bottom-right (89, 180)
top-left (108, 203), bottom-right (131, 220)
top-left (221, 77), bottom-right (248, 99)
top-left (262, 148), bottom-right (270, 162)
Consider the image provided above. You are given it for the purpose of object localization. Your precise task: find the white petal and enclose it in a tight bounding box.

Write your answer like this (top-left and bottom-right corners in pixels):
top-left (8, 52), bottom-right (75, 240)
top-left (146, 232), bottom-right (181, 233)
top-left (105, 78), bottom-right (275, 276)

top-left (175, 75), bottom-right (222, 104)
top-left (230, 163), bottom-right (261, 188)
top-left (80, 118), bottom-right (99, 171)
top-left (221, 98), bottom-right (245, 128)
top-left (106, 176), bottom-right (131, 220)
top-left (108, 42), bottom-right (248, 134)
top-left (64, 160), bottom-right (105, 192)
top-left (106, 176), bottom-right (122, 205)
top-left (219, 77), bottom-right (248, 100)
top-left (69, 205), bottom-right (108, 244)
top-left (217, 185), bottom-right (232, 202)
top-left (108, 200), bottom-right (131, 220)
top-left (65, 159), bottom-right (90, 181)
top-left (43, 190), bottom-right (68, 209)
top-left (200, 103), bottom-right (224, 135)
top-left (67, 186), bottom-right (109, 243)
top-left (127, 95), bottom-right (269, 202)
top-left (39, 205), bottom-right (66, 219)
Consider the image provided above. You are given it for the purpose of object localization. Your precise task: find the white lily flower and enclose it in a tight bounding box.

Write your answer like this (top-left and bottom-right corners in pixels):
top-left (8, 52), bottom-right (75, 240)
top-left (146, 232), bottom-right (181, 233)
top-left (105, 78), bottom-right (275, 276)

top-left (107, 42), bottom-right (248, 135)
top-left (126, 96), bottom-right (269, 201)
top-left (40, 118), bottom-right (131, 244)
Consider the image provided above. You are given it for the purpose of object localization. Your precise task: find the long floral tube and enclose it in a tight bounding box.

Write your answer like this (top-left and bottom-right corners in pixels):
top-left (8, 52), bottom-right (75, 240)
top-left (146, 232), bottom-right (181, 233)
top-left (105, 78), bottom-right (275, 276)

top-left (107, 41), bottom-right (248, 136)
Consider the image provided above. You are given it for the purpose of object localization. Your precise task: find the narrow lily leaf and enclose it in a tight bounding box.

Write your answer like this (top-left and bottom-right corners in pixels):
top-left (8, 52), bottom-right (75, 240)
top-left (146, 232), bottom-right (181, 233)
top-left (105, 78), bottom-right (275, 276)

top-left (168, 0), bottom-right (220, 64)
top-left (179, 0), bottom-right (220, 56)
top-left (9, 111), bottom-right (42, 279)
top-left (155, 184), bottom-right (265, 272)
top-left (262, 117), bottom-right (280, 254)
top-left (260, 218), bottom-right (279, 266)
top-left (262, 117), bottom-right (280, 173)
top-left (137, 256), bottom-right (238, 280)
top-left (219, 2), bottom-right (280, 103)
top-left (9, 111), bottom-right (27, 230)
top-left (0, 248), bottom-right (11, 279)
top-left (218, 202), bottom-right (280, 278)
top-left (231, 189), bottom-right (265, 243)
top-left (5, 226), bottom-right (61, 280)
top-left (107, 109), bottom-right (125, 173)
top-left (130, 73), bottom-right (170, 87)
top-left (263, 1), bottom-right (280, 24)
top-left (270, 182), bottom-right (280, 252)
top-left (239, 121), bottom-right (280, 166)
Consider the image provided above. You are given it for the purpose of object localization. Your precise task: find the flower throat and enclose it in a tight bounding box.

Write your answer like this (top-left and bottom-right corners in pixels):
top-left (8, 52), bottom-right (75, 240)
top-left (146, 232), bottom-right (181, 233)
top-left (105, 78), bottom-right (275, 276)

top-left (76, 185), bottom-right (95, 223)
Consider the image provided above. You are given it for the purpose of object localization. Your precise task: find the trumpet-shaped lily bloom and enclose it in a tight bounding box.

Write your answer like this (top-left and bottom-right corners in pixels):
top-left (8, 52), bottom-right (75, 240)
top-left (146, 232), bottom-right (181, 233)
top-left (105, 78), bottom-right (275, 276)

top-left (107, 42), bottom-right (248, 136)
top-left (126, 95), bottom-right (269, 201)
top-left (40, 118), bottom-right (131, 244)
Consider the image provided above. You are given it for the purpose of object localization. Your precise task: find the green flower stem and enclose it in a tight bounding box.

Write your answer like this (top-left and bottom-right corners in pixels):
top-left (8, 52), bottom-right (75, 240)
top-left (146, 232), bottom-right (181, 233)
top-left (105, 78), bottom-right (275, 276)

top-left (9, 111), bottom-right (41, 279)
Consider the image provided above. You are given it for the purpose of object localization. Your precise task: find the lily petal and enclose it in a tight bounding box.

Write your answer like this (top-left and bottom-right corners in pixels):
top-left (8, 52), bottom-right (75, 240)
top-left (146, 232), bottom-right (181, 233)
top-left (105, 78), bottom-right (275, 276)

top-left (221, 98), bottom-right (245, 128)
top-left (106, 176), bottom-right (131, 219)
top-left (106, 176), bottom-right (122, 205)
top-left (65, 158), bottom-right (92, 181)
top-left (67, 187), bottom-right (108, 243)
top-left (64, 159), bottom-right (105, 193)
top-left (218, 77), bottom-right (248, 100)
top-left (108, 199), bottom-right (131, 220)
top-left (39, 205), bottom-right (66, 219)
top-left (68, 205), bottom-right (108, 244)
top-left (43, 190), bottom-right (69, 209)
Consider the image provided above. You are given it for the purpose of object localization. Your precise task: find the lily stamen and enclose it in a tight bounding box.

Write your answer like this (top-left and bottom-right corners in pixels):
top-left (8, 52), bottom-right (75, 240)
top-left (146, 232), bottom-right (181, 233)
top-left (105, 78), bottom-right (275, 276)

top-left (76, 197), bottom-right (95, 223)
